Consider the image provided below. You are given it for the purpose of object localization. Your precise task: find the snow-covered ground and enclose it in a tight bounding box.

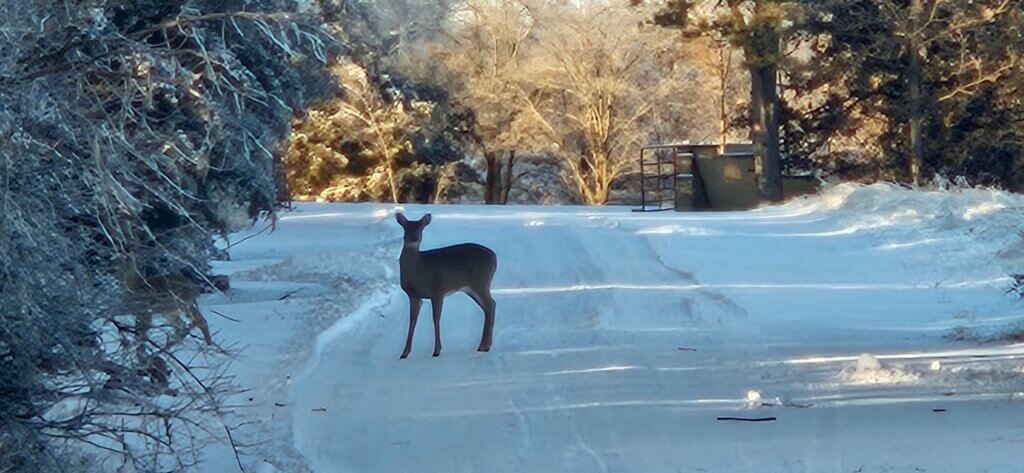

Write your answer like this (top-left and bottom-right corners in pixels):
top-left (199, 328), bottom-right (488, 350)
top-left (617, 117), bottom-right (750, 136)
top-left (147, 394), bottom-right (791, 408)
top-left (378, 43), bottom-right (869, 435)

top-left (200, 184), bottom-right (1024, 473)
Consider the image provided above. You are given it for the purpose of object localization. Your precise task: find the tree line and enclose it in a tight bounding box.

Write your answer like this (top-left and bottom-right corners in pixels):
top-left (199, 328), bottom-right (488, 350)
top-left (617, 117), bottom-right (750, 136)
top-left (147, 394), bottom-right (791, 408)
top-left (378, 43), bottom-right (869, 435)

top-left (287, 0), bottom-right (1024, 205)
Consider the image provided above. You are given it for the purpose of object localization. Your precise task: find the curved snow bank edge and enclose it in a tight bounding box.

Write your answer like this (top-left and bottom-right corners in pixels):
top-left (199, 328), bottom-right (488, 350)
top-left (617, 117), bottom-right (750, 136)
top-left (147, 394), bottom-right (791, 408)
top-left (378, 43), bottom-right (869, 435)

top-left (806, 182), bottom-right (1024, 217)
top-left (306, 289), bottom-right (396, 371)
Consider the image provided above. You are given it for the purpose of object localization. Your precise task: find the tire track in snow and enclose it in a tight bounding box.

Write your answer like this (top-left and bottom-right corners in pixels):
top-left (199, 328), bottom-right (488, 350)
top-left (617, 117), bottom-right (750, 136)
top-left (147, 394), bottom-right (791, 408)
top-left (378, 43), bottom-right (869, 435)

top-left (566, 414), bottom-right (610, 473)
top-left (504, 221), bottom-right (615, 469)
top-left (505, 397), bottom-right (533, 468)
top-left (636, 228), bottom-right (748, 321)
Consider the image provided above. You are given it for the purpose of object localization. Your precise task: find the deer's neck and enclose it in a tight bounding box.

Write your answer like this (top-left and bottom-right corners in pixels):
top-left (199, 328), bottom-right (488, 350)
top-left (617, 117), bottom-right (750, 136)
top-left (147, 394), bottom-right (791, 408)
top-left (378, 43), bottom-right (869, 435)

top-left (399, 243), bottom-right (422, 268)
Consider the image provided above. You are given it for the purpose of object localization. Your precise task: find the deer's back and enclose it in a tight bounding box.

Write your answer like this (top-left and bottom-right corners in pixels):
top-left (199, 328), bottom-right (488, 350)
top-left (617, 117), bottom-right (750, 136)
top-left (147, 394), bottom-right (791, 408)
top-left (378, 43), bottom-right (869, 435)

top-left (409, 243), bottom-right (496, 296)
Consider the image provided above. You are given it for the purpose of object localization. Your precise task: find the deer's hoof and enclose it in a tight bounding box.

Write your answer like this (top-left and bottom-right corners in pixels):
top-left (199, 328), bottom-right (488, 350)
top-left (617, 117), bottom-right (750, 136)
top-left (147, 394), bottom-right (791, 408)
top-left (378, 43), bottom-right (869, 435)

top-left (432, 352), bottom-right (440, 357)
top-left (400, 353), bottom-right (409, 359)
top-left (477, 347), bottom-right (490, 353)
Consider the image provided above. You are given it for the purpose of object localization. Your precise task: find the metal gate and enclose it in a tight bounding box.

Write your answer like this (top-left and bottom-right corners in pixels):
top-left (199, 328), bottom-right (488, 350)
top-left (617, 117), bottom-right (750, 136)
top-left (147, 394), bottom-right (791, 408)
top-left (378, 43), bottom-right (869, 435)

top-left (635, 144), bottom-right (691, 212)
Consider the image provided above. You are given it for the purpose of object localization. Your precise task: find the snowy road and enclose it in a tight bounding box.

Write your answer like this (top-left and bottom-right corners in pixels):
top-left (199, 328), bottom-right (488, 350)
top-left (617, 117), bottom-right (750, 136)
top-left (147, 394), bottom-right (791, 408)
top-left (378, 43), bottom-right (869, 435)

top-left (203, 184), bottom-right (1024, 473)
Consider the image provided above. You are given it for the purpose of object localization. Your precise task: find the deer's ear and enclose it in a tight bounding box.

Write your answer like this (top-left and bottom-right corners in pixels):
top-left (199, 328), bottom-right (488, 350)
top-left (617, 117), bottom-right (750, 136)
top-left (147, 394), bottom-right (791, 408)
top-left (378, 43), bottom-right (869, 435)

top-left (396, 213), bottom-right (408, 225)
top-left (421, 214), bottom-right (432, 226)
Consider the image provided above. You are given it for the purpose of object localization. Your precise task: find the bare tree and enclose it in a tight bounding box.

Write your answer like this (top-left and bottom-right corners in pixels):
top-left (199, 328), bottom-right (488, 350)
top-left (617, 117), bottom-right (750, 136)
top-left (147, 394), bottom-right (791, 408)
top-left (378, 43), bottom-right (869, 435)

top-left (655, 0), bottom-right (797, 202)
top-left (407, 0), bottom-right (547, 204)
top-left (680, 35), bottom-right (750, 152)
top-left (339, 0), bottom-right (737, 205)
top-left (523, 2), bottom-right (683, 204)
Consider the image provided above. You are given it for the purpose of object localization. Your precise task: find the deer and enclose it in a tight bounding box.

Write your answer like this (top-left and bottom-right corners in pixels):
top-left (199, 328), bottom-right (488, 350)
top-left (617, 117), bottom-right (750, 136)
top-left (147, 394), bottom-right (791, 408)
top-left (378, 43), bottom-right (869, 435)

top-left (395, 212), bottom-right (497, 359)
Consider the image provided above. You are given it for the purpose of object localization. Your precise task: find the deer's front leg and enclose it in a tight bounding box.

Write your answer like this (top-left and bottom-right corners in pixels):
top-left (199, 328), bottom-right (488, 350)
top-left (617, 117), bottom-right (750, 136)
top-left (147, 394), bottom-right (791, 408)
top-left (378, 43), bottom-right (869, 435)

top-left (401, 296), bottom-right (421, 359)
top-left (431, 297), bottom-right (444, 357)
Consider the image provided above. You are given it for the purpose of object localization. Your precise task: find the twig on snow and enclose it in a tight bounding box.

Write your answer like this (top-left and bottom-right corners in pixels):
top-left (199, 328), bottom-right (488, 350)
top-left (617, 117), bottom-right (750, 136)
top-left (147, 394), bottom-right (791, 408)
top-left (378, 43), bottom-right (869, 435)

top-left (716, 416), bottom-right (777, 422)
top-left (277, 287), bottom-right (304, 300)
top-left (209, 309), bottom-right (241, 323)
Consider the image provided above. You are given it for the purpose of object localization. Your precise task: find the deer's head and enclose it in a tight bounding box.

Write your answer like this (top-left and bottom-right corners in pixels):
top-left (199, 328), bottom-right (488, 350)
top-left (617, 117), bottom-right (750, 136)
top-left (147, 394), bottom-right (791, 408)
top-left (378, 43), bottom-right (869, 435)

top-left (396, 212), bottom-right (431, 249)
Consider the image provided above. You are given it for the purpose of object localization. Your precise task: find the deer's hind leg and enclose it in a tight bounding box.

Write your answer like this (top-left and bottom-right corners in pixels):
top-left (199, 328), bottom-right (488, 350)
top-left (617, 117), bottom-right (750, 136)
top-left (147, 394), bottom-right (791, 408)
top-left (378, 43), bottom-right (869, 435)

top-left (466, 288), bottom-right (496, 352)
top-left (431, 297), bottom-right (444, 357)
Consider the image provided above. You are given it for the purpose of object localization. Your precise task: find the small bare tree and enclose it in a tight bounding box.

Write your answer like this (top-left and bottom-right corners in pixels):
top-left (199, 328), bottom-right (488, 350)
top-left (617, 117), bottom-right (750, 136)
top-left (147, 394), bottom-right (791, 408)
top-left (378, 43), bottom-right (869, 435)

top-left (681, 34), bottom-right (750, 152)
top-left (334, 62), bottom-right (428, 203)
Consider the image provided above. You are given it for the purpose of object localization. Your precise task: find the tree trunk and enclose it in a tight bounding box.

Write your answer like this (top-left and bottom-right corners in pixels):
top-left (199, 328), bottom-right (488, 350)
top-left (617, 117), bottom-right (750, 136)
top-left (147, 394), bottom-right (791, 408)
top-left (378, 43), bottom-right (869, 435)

top-left (385, 161), bottom-right (399, 203)
top-left (273, 147), bottom-right (291, 205)
top-left (433, 163), bottom-right (453, 204)
top-left (718, 45), bottom-right (731, 155)
top-left (907, 0), bottom-right (925, 184)
top-left (719, 85), bottom-right (729, 155)
top-left (748, 63), bottom-right (783, 202)
top-left (484, 152), bottom-right (501, 204)
top-left (579, 156), bottom-right (598, 204)
top-left (908, 54), bottom-right (924, 184)
top-left (500, 150), bottom-right (516, 204)
top-left (594, 153), bottom-right (611, 205)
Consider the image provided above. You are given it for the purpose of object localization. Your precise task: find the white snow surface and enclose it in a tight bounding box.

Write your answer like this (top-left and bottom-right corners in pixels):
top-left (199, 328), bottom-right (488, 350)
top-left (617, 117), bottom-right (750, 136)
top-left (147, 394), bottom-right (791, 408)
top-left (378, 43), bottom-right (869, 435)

top-left (201, 183), bottom-right (1024, 473)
